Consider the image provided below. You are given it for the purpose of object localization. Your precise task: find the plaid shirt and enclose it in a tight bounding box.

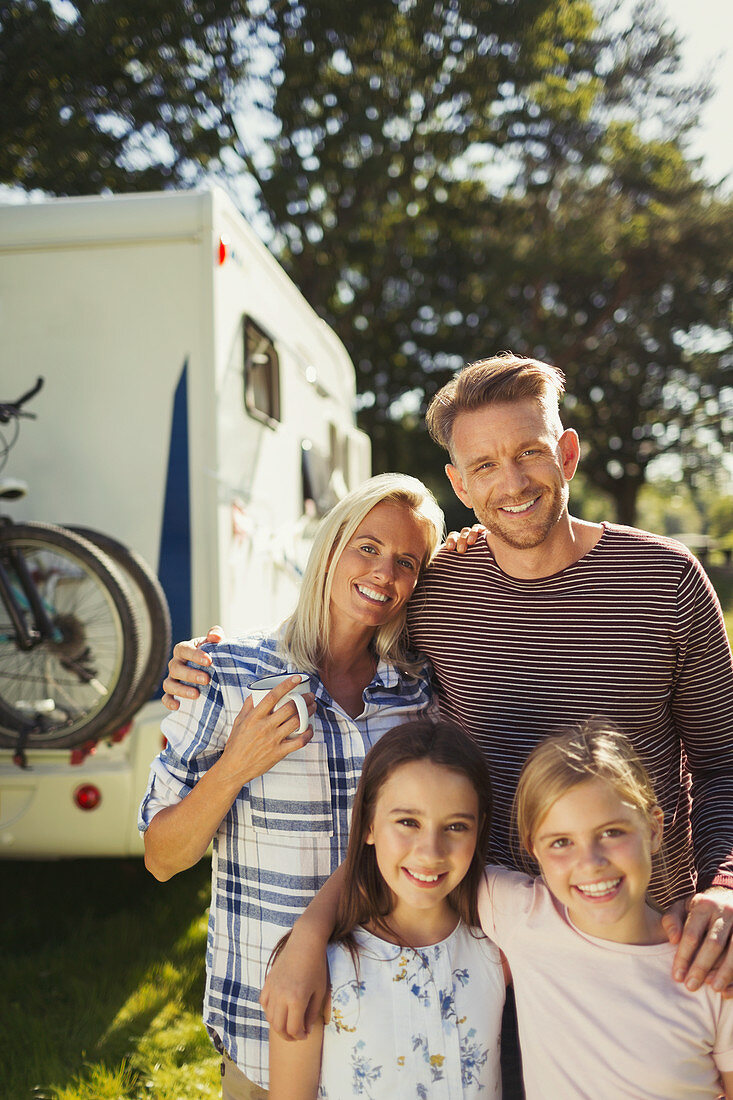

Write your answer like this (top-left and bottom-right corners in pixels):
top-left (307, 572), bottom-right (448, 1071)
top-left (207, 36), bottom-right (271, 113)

top-left (138, 632), bottom-right (435, 1087)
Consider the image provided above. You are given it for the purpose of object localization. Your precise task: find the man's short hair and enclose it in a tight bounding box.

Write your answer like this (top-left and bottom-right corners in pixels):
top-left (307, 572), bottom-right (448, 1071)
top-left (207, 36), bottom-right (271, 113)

top-left (426, 352), bottom-right (566, 457)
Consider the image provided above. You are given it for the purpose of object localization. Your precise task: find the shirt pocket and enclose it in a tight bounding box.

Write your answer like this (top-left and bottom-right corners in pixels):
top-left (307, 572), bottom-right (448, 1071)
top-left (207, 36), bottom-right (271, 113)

top-left (248, 741), bottom-right (334, 836)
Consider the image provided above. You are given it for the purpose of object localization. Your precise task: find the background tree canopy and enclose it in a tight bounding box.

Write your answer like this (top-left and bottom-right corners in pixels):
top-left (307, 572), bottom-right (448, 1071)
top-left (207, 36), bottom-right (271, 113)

top-left (0, 0), bottom-right (254, 192)
top-left (1, 0), bottom-right (731, 526)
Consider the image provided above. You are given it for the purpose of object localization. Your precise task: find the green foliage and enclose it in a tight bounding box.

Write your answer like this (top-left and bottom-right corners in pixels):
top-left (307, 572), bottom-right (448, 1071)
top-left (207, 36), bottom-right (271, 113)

top-left (708, 495), bottom-right (733, 547)
top-left (0, 0), bottom-right (255, 193)
top-left (257, 0), bottom-right (604, 435)
top-left (487, 133), bottom-right (733, 524)
top-left (256, 0), bottom-right (732, 528)
top-left (634, 478), bottom-right (705, 537)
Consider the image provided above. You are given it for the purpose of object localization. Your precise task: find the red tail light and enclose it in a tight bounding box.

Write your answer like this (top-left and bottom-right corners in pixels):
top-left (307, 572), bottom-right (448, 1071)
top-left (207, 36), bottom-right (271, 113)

top-left (74, 784), bottom-right (101, 811)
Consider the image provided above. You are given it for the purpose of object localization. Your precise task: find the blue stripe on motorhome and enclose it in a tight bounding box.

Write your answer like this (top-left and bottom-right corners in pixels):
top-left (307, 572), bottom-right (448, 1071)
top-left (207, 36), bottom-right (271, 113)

top-left (158, 360), bottom-right (192, 650)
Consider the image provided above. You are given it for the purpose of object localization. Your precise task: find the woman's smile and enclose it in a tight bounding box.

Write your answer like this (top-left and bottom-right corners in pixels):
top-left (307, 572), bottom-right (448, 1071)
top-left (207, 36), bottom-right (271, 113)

top-left (355, 583), bottom-right (391, 605)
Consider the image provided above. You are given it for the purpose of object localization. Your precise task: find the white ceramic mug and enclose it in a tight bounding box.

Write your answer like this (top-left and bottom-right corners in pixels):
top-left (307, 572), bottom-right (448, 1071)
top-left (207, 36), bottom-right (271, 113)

top-left (249, 673), bottom-right (310, 738)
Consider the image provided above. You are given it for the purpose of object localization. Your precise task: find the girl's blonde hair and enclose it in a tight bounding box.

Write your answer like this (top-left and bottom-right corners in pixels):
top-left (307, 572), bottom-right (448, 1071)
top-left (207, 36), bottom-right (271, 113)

top-left (514, 719), bottom-right (663, 868)
top-left (279, 473), bottom-right (445, 676)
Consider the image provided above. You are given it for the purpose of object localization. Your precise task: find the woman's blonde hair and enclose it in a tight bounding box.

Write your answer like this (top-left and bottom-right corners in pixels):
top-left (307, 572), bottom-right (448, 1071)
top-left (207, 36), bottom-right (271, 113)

top-left (279, 473), bottom-right (445, 676)
top-left (514, 719), bottom-right (663, 868)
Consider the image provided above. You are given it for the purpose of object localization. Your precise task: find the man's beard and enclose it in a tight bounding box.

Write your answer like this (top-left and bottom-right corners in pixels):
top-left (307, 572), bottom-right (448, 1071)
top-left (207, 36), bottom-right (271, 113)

top-left (479, 483), bottom-right (568, 551)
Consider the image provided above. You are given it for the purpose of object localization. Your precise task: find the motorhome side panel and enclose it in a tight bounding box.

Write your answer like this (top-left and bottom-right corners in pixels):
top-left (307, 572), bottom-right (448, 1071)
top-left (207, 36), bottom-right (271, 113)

top-left (0, 189), bottom-right (370, 859)
top-left (0, 190), bottom-right (370, 643)
top-left (203, 193), bottom-right (371, 635)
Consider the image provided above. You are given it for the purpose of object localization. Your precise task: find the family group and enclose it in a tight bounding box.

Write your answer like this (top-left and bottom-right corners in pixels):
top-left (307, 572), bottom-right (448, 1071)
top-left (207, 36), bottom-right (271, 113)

top-left (139, 353), bottom-right (733, 1099)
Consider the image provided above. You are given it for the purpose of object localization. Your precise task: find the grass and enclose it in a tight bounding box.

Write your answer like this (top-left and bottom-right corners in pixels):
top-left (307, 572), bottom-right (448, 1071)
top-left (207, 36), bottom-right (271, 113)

top-left (706, 565), bottom-right (733, 640)
top-left (0, 858), bottom-right (220, 1100)
top-left (4, 566), bottom-right (733, 1100)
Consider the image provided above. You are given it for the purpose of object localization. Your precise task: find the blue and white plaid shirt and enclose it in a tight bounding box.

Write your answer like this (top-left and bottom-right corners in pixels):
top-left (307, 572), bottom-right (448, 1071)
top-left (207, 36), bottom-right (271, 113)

top-left (138, 632), bottom-right (435, 1088)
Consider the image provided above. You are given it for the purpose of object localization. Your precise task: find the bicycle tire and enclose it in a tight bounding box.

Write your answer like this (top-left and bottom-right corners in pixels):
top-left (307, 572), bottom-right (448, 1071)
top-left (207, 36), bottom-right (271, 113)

top-left (69, 527), bottom-right (172, 727)
top-left (0, 522), bottom-right (141, 749)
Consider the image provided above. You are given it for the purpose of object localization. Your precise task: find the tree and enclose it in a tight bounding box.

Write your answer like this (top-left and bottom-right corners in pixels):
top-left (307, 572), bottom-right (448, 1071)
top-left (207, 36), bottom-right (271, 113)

top-left (709, 496), bottom-right (733, 550)
top-left (0, 0), bottom-right (258, 193)
top-left (256, 1), bottom-right (602, 440)
top-left (0, 0), bottom-right (607, 515)
top-left (254, 0), bottom-right (731, 525)
top-left (2, 0), bottom-right (730, 526)
top-left (493, 2), bottom-right (733, 524)
top-left (479, 126), bottom-right (733, 524)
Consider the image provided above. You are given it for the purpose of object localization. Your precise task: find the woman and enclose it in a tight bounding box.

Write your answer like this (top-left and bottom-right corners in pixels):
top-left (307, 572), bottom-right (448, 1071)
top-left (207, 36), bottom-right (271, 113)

top-left (138, 473), bottom-right (444, 1100)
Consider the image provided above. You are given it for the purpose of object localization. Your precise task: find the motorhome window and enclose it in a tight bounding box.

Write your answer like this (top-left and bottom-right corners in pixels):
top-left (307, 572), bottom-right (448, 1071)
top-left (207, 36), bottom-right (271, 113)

top-left (329, 422), bottom-right (349, 485)
top-left (244, 318), bottom-right (280, 426)
top-left (302, 441), bottom-right (339, 516)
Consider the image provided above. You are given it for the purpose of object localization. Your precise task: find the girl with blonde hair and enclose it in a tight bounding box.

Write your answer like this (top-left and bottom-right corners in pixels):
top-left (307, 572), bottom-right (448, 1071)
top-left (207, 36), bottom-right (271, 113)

top-left (480, 721), bottom-right (733, 1099)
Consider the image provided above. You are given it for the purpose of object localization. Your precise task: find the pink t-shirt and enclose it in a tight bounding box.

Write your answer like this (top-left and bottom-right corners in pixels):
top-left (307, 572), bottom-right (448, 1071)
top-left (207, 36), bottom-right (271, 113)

top-left (478, 867), bottom-right (733, 1099)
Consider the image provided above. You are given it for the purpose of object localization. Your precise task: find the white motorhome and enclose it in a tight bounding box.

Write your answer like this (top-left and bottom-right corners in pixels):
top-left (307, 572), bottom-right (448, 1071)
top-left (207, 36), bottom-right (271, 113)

top-left (0, 187), bottom-right (370, 857)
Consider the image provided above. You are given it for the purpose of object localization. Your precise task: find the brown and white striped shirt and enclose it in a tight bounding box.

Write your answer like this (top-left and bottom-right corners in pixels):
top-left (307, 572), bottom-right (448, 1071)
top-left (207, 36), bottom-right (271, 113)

top-left (408, 522), bottom-right (733, 906)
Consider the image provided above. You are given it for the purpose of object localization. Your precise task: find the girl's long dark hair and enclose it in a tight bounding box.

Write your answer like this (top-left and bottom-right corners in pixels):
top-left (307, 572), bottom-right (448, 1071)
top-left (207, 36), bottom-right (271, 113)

top-left (333, 718), bottom-right (493, 945)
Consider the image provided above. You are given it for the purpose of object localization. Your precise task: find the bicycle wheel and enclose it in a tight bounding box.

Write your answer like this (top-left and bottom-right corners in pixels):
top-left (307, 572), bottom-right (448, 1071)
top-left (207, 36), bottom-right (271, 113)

top-left (69, 527), bottom-right (171, 727)
top-left (0, 522), bottom-right (140, 749)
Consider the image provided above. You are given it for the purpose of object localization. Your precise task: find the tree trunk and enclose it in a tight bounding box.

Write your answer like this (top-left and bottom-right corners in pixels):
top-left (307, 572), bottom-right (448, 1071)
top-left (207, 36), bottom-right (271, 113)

top-left (611, 478), bottom-right (641, 527)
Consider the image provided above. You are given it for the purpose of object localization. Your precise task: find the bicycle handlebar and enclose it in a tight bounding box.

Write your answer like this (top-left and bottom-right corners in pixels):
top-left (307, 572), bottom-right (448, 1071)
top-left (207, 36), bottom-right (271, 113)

top-left (0, 377), bottom-right (44, 423)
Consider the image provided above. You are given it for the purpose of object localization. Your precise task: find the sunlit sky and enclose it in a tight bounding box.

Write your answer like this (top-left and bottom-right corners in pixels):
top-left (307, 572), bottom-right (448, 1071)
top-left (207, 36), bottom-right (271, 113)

top-left (655, 0), bottom-right (732, 188)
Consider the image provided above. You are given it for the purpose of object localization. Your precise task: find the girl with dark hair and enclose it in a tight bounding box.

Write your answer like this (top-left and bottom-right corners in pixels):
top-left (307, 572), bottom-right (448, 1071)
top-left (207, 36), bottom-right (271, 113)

top-left (269, 719), bottom-right (507, 1099)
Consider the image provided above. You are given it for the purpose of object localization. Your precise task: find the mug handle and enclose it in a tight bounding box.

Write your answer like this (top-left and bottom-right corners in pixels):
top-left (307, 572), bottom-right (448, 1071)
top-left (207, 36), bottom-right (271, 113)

top-left (274, 692), bottom-right (309, 737)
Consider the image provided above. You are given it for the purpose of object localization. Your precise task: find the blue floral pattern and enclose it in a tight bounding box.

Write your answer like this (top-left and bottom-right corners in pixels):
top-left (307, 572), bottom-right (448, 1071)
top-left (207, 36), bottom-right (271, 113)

top-left (318, 923), bottom-right (504, 1098)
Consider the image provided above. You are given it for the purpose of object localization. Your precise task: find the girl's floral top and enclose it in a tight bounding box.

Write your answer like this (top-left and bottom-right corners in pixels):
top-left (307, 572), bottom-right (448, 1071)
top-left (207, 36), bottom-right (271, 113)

top-left (318, 922), bottom-right (504, 1098)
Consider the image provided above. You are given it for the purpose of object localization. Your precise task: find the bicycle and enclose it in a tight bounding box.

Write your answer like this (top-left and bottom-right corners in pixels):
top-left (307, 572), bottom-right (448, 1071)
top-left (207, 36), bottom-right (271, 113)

top-left (0, 379), bottom-right (170, 758)
top-left (67, 526), bottom-right (171, 735)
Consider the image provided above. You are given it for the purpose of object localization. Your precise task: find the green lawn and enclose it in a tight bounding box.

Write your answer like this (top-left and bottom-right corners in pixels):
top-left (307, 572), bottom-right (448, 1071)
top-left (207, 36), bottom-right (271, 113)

top-left (706, 565), bottom-right (733, 640)
top-left (0, 858), bottom-right (220, 1100)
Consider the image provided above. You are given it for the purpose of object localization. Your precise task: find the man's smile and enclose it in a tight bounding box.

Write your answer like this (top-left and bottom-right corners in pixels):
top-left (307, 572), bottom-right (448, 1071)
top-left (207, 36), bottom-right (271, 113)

top-left (499, 496), bottom-right (541, 515)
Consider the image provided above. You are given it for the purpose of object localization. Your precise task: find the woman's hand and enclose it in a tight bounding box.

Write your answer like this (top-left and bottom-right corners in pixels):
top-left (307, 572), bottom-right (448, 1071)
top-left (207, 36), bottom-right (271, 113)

top-left (145, 676), bottom-right (314, 881)
top-left (162, 626), bottom-right (224, 711)
top-left (443, 524), bottom-right (486, 553)
top-left (220, 677), bottom-right (316, 787)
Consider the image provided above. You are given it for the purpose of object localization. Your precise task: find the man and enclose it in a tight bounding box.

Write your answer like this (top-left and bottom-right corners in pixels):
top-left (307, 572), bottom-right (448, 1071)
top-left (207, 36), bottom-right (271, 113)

top-left (409, 352), bottom-right (733, 989)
